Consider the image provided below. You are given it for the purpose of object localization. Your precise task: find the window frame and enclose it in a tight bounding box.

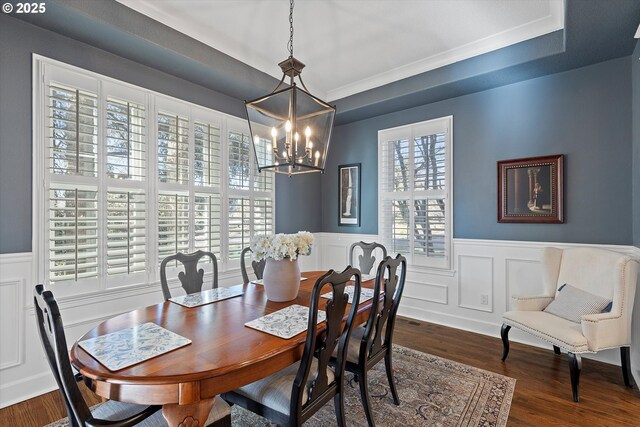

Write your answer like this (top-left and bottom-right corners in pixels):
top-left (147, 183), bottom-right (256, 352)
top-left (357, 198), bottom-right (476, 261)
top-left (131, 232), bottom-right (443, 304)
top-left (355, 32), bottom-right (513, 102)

top-left (32, 55), bottom-right (275, 298)
top-left (377, 115), bottom-right (453, 271)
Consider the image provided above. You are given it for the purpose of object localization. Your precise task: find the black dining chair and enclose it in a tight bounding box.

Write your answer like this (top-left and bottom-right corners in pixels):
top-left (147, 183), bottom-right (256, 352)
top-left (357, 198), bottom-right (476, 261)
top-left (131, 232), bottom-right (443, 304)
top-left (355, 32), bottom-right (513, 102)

top-left (349, 241), bottom-right (387, 276)
top-left (342, 254), bottom-right (407, 427)
top-left (34, 284), bottom-right (232, 427)
top-left (160, 250), bottom-right (218, 300)
top-left (240, 246), bottom-right (266, 284)
top-left (222, 266), bottom-right (362, 427)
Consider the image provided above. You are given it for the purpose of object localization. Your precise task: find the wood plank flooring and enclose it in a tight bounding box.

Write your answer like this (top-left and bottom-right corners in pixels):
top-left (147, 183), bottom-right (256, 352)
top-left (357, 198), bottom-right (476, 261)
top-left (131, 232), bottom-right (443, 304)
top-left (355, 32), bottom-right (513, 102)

top-left (1, 317), bottom-right (638, 426)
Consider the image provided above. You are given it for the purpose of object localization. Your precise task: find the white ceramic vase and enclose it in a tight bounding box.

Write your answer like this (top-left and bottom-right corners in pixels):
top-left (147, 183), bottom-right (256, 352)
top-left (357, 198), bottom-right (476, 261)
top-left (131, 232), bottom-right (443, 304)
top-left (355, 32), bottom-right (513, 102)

top-left (262, 258), bottom-right (301, 302)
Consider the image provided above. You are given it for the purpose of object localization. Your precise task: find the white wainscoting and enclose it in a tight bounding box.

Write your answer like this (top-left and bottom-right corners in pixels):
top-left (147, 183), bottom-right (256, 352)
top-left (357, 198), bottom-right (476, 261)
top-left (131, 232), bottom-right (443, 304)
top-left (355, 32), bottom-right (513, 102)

top-left (313, 234), bottom-right (640, 377)
top-left (1, 241), bottom-right (638, 408)
top-left (0, 253), bottom-right (254, 409)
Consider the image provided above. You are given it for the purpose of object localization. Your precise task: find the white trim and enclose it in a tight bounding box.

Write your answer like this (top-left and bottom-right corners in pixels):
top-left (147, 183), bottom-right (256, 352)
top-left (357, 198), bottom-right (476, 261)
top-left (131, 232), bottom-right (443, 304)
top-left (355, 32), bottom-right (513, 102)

top-left (504, 257), bottom-right (540, 311)
top-left (454, 238), bottom-right (639, 255)
top-left (0, 279), bottom-right (24, 370)
top-left (457, 254), bottom-right (494, 312)
top-left (326, 8), bottom-right (564, 100)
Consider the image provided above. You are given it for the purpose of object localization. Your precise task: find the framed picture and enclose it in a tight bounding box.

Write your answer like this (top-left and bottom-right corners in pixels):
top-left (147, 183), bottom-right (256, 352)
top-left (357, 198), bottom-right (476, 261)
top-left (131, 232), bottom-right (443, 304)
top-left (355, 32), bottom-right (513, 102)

top-left (498, 154), bottom-right (564, 223)
top-left (338, 163), bottom-right (361, 226)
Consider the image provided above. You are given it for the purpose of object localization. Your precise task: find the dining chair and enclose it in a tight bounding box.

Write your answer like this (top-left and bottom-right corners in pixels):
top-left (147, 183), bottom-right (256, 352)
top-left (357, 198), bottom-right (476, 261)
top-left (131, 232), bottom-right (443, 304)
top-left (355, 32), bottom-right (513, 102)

top-left (222, 266), bottom-right (362, 427)
top-left (341, 254), bottom-right (407, 427)
top-left (160, 250), bottom-right (218, 300)
top-left (349, 241), bottom-right (387, 276)
top-left (240, 246), bottom-right (266, 284)
top-left (34, 284), bottom-right (232, 427)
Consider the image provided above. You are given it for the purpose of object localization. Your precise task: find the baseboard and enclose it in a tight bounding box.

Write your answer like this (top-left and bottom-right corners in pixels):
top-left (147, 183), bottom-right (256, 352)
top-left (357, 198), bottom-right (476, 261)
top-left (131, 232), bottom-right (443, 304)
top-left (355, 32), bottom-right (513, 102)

top-left (0, 371), bottom-right (57, 409)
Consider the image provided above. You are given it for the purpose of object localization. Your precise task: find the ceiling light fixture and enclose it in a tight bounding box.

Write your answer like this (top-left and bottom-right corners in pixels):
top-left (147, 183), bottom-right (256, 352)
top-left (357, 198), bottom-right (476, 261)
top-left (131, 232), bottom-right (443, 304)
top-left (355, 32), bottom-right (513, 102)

top-left (245, 0), bottom-right (336, 175)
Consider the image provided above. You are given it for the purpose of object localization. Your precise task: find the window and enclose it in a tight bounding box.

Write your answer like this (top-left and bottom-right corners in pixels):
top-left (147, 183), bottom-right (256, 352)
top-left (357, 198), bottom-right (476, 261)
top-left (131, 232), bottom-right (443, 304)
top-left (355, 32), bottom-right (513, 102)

top-left (378, 116), bottom-right (452, 269)
top-left (34, 57), bottom-right (275, 294)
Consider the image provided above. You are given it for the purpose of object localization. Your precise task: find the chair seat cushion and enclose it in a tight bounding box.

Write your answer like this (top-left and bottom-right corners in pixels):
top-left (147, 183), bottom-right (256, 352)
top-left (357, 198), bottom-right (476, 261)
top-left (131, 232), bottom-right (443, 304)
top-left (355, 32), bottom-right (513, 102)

top-left (543, 284), bottom-right (612, 323)
top-left (346, 325), bottom-right (365, 363)
top-left (235, 358), bottom-right (335, 416)
top-left (91, 396), bottom-right (231, 426)
top-left (344, 324), bottom-right (389, 363)
top-left (503, 310), bottom-right (589, 353)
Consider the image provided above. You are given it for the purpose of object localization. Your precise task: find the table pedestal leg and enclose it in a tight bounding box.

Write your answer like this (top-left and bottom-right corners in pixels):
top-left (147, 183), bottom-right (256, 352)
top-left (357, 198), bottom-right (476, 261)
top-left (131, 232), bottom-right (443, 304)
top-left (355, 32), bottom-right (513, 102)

top-left (162, 397), bottom-right (215, 427)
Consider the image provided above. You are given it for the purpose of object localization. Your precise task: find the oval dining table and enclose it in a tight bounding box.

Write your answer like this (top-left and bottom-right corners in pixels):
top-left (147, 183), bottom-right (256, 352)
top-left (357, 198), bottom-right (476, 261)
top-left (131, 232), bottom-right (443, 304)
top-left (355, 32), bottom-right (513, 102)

top-left (71, 271), bottom-right (375, 426)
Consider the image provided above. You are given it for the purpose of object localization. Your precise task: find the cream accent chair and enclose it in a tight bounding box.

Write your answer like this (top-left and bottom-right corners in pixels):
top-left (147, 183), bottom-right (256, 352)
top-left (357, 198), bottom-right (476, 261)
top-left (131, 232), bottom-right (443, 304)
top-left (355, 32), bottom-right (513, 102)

top-left (501, 247), bottom-right (639, 402)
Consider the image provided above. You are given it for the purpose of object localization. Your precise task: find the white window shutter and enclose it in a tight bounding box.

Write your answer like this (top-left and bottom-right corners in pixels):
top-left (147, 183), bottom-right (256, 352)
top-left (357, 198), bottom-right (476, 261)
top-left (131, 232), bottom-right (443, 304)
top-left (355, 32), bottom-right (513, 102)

top-left (378, 116), bottom-right (452, 269)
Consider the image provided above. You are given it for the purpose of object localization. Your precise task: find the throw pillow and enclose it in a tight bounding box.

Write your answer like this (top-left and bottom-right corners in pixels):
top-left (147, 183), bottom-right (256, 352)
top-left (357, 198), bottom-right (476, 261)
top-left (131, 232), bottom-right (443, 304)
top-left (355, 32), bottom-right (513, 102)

top-left (543, 284), bottom-right (612, 323)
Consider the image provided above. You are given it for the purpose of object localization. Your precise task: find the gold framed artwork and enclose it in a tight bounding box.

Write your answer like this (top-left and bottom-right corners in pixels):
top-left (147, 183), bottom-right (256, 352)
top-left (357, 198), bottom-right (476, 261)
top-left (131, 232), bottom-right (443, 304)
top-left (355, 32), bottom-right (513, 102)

top-left (498, 154), bottom-right (564, 223)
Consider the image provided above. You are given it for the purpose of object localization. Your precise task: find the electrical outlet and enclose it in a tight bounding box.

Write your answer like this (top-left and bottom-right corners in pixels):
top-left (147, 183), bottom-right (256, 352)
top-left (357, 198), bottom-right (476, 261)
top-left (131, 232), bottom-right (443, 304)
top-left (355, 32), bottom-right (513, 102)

top-left (481, 294), bottom-right (489, 305)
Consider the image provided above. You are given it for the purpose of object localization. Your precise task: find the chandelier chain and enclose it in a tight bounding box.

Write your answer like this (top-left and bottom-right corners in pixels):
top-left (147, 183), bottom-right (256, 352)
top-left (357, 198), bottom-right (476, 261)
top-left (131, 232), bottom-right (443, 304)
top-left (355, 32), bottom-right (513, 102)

top-left (287, 0), bottom-right (294, 57)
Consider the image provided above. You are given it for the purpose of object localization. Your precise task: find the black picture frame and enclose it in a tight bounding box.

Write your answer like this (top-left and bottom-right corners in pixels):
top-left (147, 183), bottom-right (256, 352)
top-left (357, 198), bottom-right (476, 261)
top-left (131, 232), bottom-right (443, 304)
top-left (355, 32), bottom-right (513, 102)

top-left (338, 163), bottom-right (361, 227)
top-left (497, 154), bottom-right (564, 223)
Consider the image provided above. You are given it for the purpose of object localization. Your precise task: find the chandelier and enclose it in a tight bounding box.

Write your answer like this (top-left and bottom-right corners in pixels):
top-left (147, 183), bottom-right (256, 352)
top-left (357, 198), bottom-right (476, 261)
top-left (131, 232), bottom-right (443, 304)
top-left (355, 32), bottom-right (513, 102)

top-left (245, 0), bottom-right (336, 175)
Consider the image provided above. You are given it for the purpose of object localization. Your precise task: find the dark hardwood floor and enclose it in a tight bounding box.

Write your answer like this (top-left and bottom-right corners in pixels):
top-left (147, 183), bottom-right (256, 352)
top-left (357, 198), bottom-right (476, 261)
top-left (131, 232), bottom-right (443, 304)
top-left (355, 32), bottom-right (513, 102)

top-left (1, 317), bottom-right (638, 426)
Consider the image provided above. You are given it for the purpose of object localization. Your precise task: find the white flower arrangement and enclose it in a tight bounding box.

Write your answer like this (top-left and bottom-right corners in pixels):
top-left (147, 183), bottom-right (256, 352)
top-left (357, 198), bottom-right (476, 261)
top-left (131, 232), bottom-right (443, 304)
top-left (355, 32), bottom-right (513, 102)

top-left (250, 231), bottom-right (314, 261)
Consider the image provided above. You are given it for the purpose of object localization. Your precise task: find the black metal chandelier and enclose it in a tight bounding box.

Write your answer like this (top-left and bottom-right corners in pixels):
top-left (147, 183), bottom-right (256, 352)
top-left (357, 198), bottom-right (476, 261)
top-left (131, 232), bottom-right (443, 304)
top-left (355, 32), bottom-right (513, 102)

top-left (245, 0), bottom-right (336, 175)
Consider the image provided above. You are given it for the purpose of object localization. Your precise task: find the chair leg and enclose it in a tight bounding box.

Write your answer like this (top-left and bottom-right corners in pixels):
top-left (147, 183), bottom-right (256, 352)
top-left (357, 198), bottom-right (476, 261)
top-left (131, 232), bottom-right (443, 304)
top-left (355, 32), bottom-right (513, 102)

top-left (568, 352), bottom-right (582, 402)
top-left (384, 349), bottom-right (400, 405)
top-left (334, 390), bottom-right (347, 427)
top-left (358, 369), bottom-right (376, 427)
top-left (501, 324), bottom-right (511, 361)
top-left (553, 345), bottom-right (561, 356)
top-left (621, 346), bottom-right (634, 388)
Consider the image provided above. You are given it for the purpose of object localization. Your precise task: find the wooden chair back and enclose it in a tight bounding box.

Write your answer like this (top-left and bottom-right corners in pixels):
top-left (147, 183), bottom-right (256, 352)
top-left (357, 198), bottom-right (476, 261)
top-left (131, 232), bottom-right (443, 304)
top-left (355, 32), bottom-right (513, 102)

top-left (160, 251), bottom-right (218, 300)
top-left (291, 266), bottom-right (361, 423)
top-left (34, 285), bottom-right (91, 427)
top-left (349, 241), bottom-right (387, 275)
top-left (240, 247), bottom-right (266, 284)
top-left (360, 254), bottom-right (407, 363)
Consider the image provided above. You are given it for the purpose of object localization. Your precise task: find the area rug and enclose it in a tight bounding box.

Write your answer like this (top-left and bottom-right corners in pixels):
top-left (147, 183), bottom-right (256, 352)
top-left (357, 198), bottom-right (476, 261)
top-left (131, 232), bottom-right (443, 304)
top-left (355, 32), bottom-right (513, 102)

top-left (47, 345), bottom-right (515, 427)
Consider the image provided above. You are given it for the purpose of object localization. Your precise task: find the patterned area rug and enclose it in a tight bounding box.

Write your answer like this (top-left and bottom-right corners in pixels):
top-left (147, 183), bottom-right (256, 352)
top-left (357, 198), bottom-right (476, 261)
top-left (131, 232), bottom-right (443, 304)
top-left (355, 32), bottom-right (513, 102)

top-left (48, 345), bottom-right (515, 427)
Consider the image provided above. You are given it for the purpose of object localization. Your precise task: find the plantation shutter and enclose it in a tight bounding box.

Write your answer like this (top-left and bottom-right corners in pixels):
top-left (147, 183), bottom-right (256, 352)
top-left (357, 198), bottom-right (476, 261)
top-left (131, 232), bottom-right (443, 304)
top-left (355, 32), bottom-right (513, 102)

top-left (194, 193), bottom-right (222, 256)
top-left (253, 198), bottom-right (274, 236)
top-left (378, 117), bottom-right (452, 269)
top-left (105, 98), bottom-right (146, 180)
top-left (157, 112), bottom-right (189, 184)
top-left (38, 59), bottom-right (276, 291)
top-left (47, 79), bottom-right (99, 283)
top-left (49, 187), bottom-right (98, 282)
top-left (106, 191), bottom-right (146, 275)
top-left (157, 193), bottom-right (190, 264)
top-left (194, 121), bottom-right (221, 187)
top-left (48, 83), bottom-right (99, 177)
top-left (228, 197), bottom-right (251, 260)
top-left (228, 130), bottom-right (251, 190)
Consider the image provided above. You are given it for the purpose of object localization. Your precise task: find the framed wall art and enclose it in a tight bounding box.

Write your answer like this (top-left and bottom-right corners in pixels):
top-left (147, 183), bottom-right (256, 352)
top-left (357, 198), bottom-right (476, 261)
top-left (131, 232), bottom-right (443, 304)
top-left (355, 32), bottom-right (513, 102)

top-left (497, 154), bottom-right (564, 223)
top-left (338, 163), bottom-right (361, 226)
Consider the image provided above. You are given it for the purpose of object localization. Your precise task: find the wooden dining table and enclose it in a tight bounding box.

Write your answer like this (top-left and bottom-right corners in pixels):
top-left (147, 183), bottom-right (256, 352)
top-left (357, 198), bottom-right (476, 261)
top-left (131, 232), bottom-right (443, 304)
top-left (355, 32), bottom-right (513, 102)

top-left (71, 271), bottom-right (375, 426)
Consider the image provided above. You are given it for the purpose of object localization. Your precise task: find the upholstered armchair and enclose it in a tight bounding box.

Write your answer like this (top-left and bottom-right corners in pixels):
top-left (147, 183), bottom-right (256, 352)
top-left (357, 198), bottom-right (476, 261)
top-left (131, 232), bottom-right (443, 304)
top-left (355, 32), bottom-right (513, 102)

top-left (501, 247), bottom-right (639, 402)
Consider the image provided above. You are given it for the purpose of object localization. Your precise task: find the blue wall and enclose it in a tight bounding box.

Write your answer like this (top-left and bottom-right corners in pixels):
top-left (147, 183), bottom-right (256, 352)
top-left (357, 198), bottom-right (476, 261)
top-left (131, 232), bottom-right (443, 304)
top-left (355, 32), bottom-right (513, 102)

top-left (275, 174), bottom-right (322, 233)
top-left (321, 57), bottom-right (634, 245)
top-left (633, 40), bottom-right (640, 248)
top-left (0, 15), bottom-right (247, 254)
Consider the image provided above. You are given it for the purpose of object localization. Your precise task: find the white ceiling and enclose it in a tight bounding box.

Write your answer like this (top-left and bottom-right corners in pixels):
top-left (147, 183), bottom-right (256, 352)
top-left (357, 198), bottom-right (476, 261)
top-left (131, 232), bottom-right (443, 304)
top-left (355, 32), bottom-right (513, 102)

top-left (117, 0), bottom-right (564, 101)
